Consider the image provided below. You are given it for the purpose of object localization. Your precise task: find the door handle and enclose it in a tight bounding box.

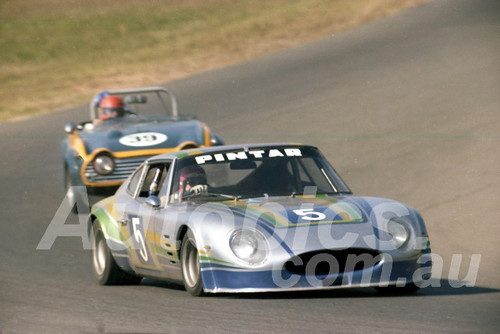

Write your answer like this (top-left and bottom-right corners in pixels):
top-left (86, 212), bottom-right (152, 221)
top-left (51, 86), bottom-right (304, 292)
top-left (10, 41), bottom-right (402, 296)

top-left (118, 218), bottom-right (129, 226)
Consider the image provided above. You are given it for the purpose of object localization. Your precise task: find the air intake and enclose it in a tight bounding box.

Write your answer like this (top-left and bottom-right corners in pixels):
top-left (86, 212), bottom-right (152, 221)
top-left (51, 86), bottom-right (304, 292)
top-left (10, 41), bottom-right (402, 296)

top-left (284, 248), bottom-right (381, 276)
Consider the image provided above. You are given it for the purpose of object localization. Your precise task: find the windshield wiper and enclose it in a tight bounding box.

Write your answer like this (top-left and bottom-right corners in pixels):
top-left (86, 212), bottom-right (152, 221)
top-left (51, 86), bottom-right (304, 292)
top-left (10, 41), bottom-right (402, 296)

top-left (183, 192), bottom-right (240, 201)
top-left (207, 192), bottom-right (241, 201)
top-left (288, 191), bottom-right (346, 198)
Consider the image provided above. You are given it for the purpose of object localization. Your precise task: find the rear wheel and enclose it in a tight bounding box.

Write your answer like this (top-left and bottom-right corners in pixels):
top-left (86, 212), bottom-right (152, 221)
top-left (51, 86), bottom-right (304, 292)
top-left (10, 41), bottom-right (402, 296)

top-left (181, 231), bottom-right (204, 296)
top-left (92, 221), bottom-right (142, 285)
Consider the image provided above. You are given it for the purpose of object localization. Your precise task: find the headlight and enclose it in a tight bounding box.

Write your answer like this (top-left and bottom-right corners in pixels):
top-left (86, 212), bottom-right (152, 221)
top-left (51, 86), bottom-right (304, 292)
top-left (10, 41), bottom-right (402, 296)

top-left (229, 229), bottom-right (268, 266)
top-left (92, 153), bottom-right (115, 175)
top-left (387, 218), bottom-right (410, 249)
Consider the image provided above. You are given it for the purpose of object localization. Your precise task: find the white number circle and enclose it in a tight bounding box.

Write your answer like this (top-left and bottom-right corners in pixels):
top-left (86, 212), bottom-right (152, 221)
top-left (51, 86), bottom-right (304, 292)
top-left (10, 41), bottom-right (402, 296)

top-left (119, 132), bottom-right (167, 147)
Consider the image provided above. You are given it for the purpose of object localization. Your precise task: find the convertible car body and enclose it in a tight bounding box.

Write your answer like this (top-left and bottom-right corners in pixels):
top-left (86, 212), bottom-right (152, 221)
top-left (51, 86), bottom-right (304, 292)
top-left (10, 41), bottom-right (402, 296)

top-left (62, 86), bottom-right (223, 211)
top-left (88, 144), bottom-right (432, 295)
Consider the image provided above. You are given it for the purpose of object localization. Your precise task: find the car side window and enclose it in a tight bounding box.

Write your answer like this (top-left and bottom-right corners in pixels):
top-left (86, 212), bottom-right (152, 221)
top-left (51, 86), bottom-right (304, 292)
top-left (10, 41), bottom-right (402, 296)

top-left (138, 163), bottom-right (170, 199)
top-left (127, 165), bottom-right (145, 196)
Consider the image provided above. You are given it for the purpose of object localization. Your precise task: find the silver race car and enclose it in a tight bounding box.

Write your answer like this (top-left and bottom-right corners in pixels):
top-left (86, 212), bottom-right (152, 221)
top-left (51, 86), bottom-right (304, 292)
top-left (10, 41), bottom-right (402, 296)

top-left (88, 143), bottom-right (432, 295)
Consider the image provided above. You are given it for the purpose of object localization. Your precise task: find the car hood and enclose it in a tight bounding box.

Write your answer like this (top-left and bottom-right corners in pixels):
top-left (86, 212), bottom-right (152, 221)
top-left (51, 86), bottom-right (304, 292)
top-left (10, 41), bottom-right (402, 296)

top-left (226, 195), bottom-right (366, 227)
top-left (194, 195), bottom-right (414, 251)
top-left (79, 119), bottom-right (206, 153)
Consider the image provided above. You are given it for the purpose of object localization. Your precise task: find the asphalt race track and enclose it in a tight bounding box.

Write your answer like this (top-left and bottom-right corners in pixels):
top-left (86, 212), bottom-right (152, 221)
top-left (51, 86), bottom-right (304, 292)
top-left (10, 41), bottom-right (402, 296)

top-left (1, 0), bottom-right (498, 333)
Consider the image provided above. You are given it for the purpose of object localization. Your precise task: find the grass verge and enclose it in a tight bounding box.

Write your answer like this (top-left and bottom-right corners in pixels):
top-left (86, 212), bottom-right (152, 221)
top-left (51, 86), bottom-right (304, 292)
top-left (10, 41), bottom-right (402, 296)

top-left (0, 0), bottom-right (428, 122)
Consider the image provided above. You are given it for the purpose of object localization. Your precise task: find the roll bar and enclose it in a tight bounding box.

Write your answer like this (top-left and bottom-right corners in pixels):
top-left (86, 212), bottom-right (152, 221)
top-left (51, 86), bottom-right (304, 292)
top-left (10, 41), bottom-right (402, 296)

top-left (90, 86), bottom-right (179, 120)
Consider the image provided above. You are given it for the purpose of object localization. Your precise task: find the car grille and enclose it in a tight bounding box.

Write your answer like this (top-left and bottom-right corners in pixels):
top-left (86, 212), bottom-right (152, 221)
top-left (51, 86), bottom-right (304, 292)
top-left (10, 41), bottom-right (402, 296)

top-left (284, 248), bottom-right (381, 276)
top-left (85, 155), bottom-right (152, 183)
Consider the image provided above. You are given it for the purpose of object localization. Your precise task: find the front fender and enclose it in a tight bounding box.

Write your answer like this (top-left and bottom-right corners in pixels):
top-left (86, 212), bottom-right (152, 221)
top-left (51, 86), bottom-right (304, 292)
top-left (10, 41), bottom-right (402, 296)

top-left (62, 138), bottom-right (85, 187)
top-left (89, 202), bottom-right (134, 272)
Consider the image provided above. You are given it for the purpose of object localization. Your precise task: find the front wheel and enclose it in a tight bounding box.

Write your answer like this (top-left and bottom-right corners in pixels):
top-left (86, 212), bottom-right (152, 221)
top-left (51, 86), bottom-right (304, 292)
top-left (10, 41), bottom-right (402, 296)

top-left (92, 221), bottom-right (142, 285)
top-left (181, 231), bottom-right (204, 296)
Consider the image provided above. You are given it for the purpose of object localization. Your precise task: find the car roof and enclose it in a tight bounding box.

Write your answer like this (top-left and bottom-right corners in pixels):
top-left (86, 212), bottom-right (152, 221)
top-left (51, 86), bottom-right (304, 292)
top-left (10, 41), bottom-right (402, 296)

top-left (147, 142), bottom-right (316, 162)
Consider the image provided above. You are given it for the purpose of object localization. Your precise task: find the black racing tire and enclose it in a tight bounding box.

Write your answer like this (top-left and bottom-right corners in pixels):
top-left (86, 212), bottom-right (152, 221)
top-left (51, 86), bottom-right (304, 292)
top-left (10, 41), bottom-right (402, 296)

top-left (375, 282), bottom-right (420, 295)
top-left (180, 231), bottom-right (204, 296)
top-left (92, 221), bottom-right (142, 285)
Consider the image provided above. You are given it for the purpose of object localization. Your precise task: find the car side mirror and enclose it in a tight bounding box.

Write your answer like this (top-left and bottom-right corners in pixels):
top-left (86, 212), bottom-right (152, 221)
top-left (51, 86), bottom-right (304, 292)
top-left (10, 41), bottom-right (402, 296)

top-left (64, 122), bottom-right (77, 134)
top-left (145, 195), bottom-right (161, 209)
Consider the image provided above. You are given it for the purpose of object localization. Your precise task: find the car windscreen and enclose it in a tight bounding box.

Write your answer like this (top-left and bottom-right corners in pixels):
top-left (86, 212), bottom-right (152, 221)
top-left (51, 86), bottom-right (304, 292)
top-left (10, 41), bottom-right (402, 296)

top-left (172, 147), bottom-right (351, 200)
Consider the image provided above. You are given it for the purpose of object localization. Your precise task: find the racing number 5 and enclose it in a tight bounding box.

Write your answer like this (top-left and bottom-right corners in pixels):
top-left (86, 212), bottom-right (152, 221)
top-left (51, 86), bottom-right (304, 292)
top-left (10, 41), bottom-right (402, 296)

top-left (132, 217), bottom-right (148, 262)
top-left (293, 209), bottom-right (326, 221)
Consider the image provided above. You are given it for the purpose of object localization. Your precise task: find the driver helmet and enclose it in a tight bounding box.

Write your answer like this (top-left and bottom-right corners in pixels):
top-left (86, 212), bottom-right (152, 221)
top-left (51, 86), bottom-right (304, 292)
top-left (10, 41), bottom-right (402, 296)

top-left (178, 165), bottom-right (207, 197)
top-left (99, 95), bottom-right (125, 121)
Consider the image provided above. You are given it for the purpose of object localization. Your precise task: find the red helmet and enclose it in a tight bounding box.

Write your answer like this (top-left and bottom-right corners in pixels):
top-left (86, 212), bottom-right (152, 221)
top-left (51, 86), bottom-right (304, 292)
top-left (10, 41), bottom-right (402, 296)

top-left (99, 95), bottom-right (124, 120)
top-left (179, 165), bottom-right (207, 195)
